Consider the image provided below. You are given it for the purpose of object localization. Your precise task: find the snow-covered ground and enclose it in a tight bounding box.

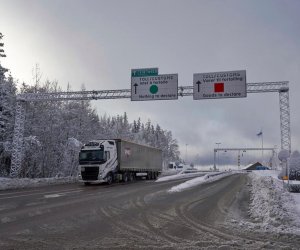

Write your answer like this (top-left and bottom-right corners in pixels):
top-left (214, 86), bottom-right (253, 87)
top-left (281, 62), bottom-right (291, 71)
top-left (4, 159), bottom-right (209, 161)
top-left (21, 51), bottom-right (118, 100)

top-left (156, 170), bottom-right (235, 192)
top-left (168, 172), bottom-right (234, 193)
top-left (0, 177), bottom-right (78, 191)
top-left (159, 169), bottom-right (300, 234)
top-left (243, 170), bottom-right (300, 234)
top-left (156, 170), bottom-right (212, 183)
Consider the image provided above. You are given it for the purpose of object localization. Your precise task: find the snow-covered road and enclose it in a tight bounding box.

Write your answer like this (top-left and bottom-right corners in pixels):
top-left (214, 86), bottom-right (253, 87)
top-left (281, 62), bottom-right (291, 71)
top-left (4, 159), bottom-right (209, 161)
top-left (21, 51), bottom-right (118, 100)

top-left (159, 169), bottom-right (300, 238)
top-left (1, 171), bottom-right (300, 249)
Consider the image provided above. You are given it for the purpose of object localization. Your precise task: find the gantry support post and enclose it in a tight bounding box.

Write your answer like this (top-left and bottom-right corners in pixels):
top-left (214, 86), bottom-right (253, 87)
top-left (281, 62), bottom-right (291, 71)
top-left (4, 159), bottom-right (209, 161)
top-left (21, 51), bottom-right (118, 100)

top-left (279, 88), bottom-right (291, 153)
top-left (10, 101), bottom-right (26, 177)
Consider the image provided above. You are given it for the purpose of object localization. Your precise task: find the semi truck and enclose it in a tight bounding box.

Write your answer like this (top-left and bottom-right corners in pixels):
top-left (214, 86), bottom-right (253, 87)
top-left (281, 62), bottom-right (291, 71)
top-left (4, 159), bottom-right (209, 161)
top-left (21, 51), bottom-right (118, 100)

top-left (78, 139), bottom-right (162, 185)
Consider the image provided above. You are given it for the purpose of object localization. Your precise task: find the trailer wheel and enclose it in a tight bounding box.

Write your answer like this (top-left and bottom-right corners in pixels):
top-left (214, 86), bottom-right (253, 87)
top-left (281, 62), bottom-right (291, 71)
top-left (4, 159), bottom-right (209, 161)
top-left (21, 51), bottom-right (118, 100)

top-left (146, 172), bottom-right (151, 180)
top-left (106, 173), bottom-right (113, 185)
top-left (150, 172), bottom-right (154, 180)
top-left (151, 172), bottom-right (155, 180)
top-left (123, 172), bottom-right (129, 182)
top-left (129, 173), bottom-right (134, 182)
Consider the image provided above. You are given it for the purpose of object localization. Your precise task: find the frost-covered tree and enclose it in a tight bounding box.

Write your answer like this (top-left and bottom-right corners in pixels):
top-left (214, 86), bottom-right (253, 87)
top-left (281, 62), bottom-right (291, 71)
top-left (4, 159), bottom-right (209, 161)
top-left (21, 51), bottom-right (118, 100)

top-left (131, 118), bottom-right (145, 144)
top-left (14, 79), bottom-right (107, 177)
top-left (143, 119), bottom-right (153, 145)
top-left (60, 138), bottom-right (82, 177)
top-left (0, 33), bottom-right (7, 78)
top-left (0, 33), bottom-right (17, 176)
top-left (20, 81), bottom-right (61, 177)
top-left (20, 136), bottom-right (42, 178)
top-left (0, 75), bottom-right (16, 142)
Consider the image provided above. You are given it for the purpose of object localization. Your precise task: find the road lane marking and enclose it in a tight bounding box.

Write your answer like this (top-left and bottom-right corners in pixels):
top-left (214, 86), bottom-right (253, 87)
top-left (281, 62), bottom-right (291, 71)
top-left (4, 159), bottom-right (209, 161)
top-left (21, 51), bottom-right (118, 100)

top-left (0, 188), bottom-right (84, 200)
top-left (44, 194), bottom-right (64, 198)
top-left (1, 216), bottom-right (16, 223)
top-left (0, 189), bottom-right (45, 196)
top-left (44, 190), bottom-right (83, 199)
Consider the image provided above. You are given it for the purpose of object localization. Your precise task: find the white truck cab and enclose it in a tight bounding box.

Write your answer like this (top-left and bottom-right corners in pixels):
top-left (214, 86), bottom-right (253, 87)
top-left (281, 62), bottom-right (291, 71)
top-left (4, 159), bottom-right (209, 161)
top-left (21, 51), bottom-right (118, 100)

top-left (78, 140), bottom-right (118, 185)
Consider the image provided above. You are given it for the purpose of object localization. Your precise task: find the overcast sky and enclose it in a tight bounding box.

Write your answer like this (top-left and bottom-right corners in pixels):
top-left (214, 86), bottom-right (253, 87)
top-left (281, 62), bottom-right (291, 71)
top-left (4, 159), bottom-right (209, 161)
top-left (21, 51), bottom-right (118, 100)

top-left (1, 0), bottom-right (300, 165)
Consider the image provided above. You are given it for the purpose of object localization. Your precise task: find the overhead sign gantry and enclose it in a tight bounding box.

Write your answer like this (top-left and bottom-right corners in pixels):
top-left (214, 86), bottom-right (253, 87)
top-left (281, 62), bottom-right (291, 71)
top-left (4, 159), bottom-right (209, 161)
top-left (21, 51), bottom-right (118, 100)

top-left (9, 67), bottom-right (291, 178)
top-left (213, 147), bottom-right (276, 170)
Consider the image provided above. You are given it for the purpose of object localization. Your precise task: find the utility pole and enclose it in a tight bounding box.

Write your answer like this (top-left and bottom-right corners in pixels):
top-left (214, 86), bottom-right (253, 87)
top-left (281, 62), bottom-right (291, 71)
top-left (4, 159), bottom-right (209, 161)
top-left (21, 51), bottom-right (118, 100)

top-left (261, 129), bottom-right (264, 164)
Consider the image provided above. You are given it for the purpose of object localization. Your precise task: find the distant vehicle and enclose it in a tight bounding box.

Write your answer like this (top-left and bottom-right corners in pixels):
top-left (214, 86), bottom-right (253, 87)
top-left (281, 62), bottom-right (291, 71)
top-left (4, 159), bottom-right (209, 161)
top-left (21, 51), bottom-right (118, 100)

top-left (256, 166), bottom-right (269, 170)
top-left (288, 170), bottom-right (300, 181)
top-left (78, 139), bottom-right (162, 185)
top-left (168, 162), bottom-right (184, 170)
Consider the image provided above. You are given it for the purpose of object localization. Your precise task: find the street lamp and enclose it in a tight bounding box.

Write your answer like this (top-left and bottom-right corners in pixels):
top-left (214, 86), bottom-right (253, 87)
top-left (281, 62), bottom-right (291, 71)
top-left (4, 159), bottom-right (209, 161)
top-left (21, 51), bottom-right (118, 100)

top-left (215, 142), bottom-right (221, 170)
top-left (185, 144), bottom-right (188, 164)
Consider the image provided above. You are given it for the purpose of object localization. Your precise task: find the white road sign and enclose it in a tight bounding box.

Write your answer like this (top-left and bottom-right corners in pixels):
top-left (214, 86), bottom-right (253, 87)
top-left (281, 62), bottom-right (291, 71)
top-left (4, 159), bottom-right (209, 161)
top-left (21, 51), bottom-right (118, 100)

top-left (131, 74), bottom-right (178, 101)
top-left (193, 70), bottom-right (247, 100)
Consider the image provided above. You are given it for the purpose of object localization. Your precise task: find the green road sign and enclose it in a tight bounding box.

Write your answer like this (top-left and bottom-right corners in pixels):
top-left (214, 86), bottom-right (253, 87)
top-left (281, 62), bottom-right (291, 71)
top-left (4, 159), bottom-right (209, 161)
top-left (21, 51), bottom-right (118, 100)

top-left (131, 68), bottom-right (159, 77)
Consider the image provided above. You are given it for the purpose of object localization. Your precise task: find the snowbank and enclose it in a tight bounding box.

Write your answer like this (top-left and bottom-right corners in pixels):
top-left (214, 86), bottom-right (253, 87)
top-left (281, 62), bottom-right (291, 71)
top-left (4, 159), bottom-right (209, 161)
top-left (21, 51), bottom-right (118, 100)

top-left (0, 177), bottom-right (78, 191)
top-left (246, 170), bottom-right (300, 234)
top-left (156, 171), bottom-right (211, 183)
top-left (168, 172), bottom-right (234, 193)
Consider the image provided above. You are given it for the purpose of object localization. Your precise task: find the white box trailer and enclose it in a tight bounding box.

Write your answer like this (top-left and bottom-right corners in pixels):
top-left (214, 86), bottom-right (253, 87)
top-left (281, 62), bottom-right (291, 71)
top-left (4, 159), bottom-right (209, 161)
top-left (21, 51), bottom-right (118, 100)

top-left (79, 139), bottom-right (162, 185)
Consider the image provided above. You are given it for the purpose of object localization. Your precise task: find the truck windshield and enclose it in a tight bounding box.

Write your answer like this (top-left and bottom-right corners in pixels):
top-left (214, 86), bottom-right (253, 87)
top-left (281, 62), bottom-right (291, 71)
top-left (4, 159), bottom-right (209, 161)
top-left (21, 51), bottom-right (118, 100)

top-left (79, 150), bottom-right (105, 164)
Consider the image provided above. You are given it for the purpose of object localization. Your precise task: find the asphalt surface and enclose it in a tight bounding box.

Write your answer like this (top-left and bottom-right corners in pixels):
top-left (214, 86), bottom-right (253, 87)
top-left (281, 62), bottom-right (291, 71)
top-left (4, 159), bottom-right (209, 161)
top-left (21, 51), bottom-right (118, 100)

top-left (0, 174), bottom-right (299, 249)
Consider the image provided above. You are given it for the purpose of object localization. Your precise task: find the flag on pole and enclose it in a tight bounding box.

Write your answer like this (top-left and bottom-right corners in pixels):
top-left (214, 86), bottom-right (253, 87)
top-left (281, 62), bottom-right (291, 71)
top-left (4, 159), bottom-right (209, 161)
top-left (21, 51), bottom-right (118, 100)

top-left (257, 131), bottom-right (263, 136)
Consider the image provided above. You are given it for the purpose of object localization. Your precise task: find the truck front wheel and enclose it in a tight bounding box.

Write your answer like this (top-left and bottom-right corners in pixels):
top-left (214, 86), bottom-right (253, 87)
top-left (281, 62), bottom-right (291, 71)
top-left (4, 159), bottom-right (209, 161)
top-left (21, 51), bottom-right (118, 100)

top-left (106, 173), bottom-right (113, 185)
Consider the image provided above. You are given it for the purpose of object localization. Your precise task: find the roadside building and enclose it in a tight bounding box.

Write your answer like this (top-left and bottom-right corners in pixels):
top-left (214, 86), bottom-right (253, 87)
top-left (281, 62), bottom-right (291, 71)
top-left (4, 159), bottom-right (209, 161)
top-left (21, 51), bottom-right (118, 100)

top-left (244, 162), bottom-right (270, 171)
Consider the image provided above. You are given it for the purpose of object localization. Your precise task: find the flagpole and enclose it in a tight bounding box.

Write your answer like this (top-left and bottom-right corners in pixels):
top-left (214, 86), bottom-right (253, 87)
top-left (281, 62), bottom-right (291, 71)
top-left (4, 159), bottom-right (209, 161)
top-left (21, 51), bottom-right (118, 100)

top-left (257, 129), bottom-right (264, 164)
top-left (261, 129), bottom-right (264, 164)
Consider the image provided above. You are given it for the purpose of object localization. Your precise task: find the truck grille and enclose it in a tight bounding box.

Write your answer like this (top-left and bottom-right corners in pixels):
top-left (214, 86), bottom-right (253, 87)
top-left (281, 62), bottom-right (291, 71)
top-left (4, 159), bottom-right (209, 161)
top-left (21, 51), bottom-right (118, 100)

top-left (81, 166), bottom-right (99, 180)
